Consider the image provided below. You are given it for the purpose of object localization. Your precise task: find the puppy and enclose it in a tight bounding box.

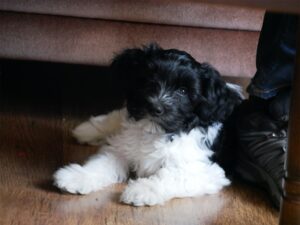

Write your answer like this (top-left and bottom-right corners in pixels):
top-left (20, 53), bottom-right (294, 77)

top-left (53, 44), bottom-right (243, 206)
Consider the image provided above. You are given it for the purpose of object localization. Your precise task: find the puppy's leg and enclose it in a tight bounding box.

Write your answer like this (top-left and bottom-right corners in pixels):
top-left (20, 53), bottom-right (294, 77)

top-left (54, 150), bottom-right (128, 194)
top-left (120, 164), bottom-right (230, 206)
top-left (72, 109), bottom-right (126, 145)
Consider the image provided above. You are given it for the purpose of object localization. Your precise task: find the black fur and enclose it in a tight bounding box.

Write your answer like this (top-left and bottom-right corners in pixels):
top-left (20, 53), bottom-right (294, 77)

top-left (112, 43), bottom-right (242, 131)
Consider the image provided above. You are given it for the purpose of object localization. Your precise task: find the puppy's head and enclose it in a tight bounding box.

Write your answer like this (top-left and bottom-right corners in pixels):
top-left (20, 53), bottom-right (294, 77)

top-left (111, 43), bottom-right (242, 133)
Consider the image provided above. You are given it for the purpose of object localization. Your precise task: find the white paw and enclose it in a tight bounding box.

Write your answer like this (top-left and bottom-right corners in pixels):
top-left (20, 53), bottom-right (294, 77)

top-left (203, 164), bottom-right (231, 194)
top-left (72, 116), bottom-right (107, 146)
top-left (120, 180), bottom-right (165, 206)
top-left (53, 164), bottom-right (99, 194)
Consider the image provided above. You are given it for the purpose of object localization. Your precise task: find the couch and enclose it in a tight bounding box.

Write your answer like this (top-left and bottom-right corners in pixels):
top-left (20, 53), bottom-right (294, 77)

top-left (0, 0), bottom-right (264, 78)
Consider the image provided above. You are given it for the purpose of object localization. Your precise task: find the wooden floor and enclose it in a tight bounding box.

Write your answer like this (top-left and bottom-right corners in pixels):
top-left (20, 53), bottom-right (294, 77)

top-left (0, 60), bottom-right (279, 225)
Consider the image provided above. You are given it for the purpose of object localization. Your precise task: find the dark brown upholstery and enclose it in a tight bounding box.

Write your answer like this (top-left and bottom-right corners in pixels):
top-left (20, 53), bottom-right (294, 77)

top-left (0, 0), bottom-right (263, 31)
top-left (0, 0), bottom-right (264, 77)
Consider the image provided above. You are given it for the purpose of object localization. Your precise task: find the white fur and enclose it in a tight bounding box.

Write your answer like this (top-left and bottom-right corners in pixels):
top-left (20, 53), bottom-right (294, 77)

top-left (72, 110), bottom-right (125, 145)
top-left (226, 82), bottom-right (244, 99)
top-left (54, 109), bottom-right (230, 206)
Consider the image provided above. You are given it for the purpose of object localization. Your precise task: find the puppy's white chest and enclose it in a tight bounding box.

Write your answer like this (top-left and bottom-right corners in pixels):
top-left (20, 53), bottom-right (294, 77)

top-left (107, 119), bottom-right (167, 176)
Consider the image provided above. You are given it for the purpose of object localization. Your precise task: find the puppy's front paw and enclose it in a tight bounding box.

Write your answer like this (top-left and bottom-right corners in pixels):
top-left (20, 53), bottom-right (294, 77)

top-left (53, 164), bottom-right (98, 194)
top-left (120, 180), bottom-right (165, 206)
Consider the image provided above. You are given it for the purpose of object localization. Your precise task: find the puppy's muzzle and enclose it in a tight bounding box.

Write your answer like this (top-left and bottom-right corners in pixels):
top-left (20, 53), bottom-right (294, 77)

top-left (149, 104), bottom-right (164, 116)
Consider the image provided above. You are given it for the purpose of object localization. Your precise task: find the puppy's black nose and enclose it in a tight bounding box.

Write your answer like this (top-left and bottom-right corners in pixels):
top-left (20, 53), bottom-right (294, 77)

top-left (154, 106), bottom-right (164, 115)
top-left (150, 105), bottom-right (164, 116)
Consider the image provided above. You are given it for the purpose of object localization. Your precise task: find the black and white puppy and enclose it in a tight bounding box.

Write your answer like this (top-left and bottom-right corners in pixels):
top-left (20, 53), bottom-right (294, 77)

top-left (54, 44), bottom-right (243, 206)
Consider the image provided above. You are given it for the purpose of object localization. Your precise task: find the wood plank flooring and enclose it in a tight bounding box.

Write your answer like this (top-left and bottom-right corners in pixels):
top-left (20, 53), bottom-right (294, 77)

top-left (0, 60), bottom-right (278, 225)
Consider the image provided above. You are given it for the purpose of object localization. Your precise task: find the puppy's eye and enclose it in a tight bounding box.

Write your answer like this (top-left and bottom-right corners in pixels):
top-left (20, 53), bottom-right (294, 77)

top-left (178, 87), bottom-right (188, 95)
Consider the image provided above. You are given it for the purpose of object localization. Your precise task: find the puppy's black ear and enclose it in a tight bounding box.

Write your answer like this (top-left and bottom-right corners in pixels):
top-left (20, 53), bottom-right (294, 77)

top-left (111, 48), bottom-right (145, 83)
top-left (195, 63), bottom-right (242, 126)
top-left (110, 43), bottom-right (162, 93)
top-left (111, 43), bottom-right (162, 78)
top-left (110, 48), bottom-right (147, 102)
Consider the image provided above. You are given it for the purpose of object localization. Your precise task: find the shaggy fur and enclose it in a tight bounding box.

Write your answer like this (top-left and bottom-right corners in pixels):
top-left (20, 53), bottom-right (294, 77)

top-left (53, 44), bottom-right (242, 206)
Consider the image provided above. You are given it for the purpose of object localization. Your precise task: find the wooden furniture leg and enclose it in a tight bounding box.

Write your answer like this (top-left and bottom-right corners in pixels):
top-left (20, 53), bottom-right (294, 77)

top-left (279, 16), bottom-right (300, 225)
